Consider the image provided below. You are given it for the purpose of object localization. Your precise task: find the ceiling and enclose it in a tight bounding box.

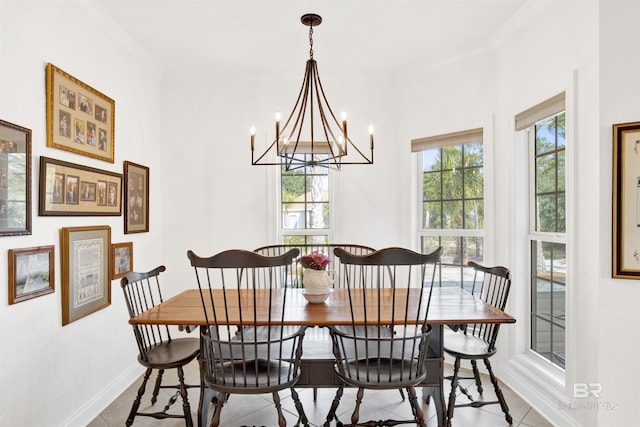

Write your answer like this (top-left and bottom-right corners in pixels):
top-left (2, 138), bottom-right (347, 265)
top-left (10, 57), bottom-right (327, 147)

top-left (94, 0), bottom-right (528, 76)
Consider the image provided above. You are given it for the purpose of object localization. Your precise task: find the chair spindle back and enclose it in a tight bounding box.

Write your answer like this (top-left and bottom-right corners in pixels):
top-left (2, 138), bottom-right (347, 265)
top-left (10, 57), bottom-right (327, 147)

top-left (330, 246), bottom-right (443, 386)
top-left (466, 260), bottom-right (512, 351)
top-left (187, 249), bottom-right (305, 391)
top-left (254, 243), bottom-right (375, 288)
top-left (120, 266), bottom-right (170, 362)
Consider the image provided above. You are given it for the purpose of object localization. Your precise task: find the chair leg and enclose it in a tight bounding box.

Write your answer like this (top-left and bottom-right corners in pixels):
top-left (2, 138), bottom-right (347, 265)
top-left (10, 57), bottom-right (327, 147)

top-left (446, 357), bottom-right (461, 427)
top-left (209, 392), bottom-right (227, 427)
top-left (470, 359), bottom-right (483, 395)
top-left (291, 387), bottom-right (310, 427)
top-left (176, 366), bottom-right (193, 427)
top-left (406, 386), bottom-right (426, 427)
top-left (151, 368), bottom-right (164, 404)
top-left (483, 358), bottom-right (513, 425)
top-left (324, 384), bottom-right (344, 427)
top-left (350, 387), bottom-right (364, 425)
top-left (272, 391), bottom-right (286, 427)
top-left (127, 368), bottom-right (152, 426)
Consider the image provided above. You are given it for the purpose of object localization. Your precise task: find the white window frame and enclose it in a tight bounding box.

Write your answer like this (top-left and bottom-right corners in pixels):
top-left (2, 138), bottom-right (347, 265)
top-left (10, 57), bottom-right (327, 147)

top-left (510, 90), bottom-right (575, 410)
top-left (275, 165), bottom-right (336, 244)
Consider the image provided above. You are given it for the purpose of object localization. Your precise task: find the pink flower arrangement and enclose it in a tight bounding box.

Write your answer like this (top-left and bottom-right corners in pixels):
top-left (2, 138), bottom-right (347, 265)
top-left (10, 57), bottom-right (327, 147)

top-left (297, 251), bottom-right (331, 270)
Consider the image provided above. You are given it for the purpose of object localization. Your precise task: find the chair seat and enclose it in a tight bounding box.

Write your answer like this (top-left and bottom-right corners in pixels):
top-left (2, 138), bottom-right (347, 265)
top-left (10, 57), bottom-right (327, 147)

top-left (331, 325), bottom-right (394, 338)
top-left (209, 325), bottom-right (306, 360)
top-left (205, 358), bottom-right (300, 391)
top-left (235, 325), bottom-right (303, 341)
top-left (330, 325), bottom-right (428, 359)
top-left (443, 328), bottom-right (494, 359)
top-left (336, 357), bottom-right (427, 388)
top-left (141, 337), bottom-right (200, 368)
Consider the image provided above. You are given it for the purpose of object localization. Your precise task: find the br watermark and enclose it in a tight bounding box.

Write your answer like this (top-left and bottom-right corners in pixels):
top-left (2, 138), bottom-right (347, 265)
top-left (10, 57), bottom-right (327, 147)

top-left (574, 383), bottom-right (602, 399)
top-left (557, 383), bottom-right (618, 411)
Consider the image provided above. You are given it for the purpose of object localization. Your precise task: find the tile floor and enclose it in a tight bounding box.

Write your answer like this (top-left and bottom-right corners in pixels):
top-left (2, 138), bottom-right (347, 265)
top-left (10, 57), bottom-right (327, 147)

top-left (88, 361), bottom-right (552, 427)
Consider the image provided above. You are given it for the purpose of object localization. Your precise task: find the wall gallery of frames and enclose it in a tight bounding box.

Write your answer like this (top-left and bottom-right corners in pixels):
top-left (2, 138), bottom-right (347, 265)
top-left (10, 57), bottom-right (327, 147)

top-left (3, 62), bottom-right (149, 326)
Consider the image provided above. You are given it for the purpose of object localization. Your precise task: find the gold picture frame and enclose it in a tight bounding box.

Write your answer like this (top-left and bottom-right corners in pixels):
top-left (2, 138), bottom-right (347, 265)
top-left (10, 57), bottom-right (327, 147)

top-left (0, 119), bottom-right (32, 236)
top-left (612, 121), bottom-right (640, 278)
top-left (8, 246), bottom-right (55, 305)
top-left (111, 241), bottom-right (133, 280)
top-left (46, 63), bottom-right (115, 163)
top-left (60, 225), bottom-right (111, 325)
top-left (39, 156), bottom-right (122, 216)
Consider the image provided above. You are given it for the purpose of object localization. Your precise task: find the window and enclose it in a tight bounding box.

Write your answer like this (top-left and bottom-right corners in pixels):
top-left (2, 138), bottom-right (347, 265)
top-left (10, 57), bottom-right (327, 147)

top-left (414, 129), bottom-right (484, 290)
top-left (529, 112), bottom-right (566, 369)
top-left (515, 92), bottom-right (567, 371)
top-left (279, 154), bottom-right (330, 244)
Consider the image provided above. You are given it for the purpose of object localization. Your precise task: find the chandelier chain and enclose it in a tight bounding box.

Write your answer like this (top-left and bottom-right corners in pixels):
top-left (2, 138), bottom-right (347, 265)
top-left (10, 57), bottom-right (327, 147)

top-left (309, 26), bottom-right (314, 59)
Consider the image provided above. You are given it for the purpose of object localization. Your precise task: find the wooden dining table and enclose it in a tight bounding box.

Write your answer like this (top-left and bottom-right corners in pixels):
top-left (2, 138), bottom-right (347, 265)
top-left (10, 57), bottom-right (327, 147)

top-left (130, 286), bottom-right (515, 427)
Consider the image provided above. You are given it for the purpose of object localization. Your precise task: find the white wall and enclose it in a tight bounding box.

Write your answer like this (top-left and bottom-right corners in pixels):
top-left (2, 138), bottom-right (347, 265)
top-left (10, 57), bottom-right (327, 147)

top-left (397, 1), bottom-right (610, 426)
top-left (494, 2), bottom-right (601, 426)
top-left (598, 1), bottom-right (640, 425)
top-left (0, 1), bottom-right (165, 425)
top-left (159, 69), bottom-right (402, 290)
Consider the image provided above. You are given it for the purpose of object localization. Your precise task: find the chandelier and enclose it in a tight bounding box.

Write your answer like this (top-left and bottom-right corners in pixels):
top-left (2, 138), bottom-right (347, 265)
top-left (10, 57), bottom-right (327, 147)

top-left (251, 13), bottom-right (374, 171)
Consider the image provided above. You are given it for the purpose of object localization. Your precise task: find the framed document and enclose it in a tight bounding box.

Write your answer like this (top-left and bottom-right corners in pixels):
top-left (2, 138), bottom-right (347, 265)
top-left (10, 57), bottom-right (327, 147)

top-left (46, 63), bottom-right (115, 163)
top-left (613, 121), bottom-right (640, 278)
top-left (60, 225), bottom-right (111, 325)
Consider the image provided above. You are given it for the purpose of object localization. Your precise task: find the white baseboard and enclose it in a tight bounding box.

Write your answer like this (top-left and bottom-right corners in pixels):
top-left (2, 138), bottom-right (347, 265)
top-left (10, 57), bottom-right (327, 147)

top-left (61, 363), bottom-right (144, 427)
top-left (500, 357), bottom-right (580, 427)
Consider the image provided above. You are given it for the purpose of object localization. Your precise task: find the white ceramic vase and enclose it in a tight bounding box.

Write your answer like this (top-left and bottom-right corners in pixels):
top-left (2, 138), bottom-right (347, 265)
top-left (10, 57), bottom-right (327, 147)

top-left (302, 269), bottom-right (334, 294)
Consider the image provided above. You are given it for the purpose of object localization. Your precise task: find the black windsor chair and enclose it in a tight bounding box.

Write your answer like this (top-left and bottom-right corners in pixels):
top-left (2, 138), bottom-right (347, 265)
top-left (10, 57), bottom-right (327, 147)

top-left (325, 246), bottom-right (443, 427)
top-left (443, 261), bottom-right (513, 426)
top-left (187, 248), bottom-right (309, 427)
top-left (120, 266), bottom-right (200, 426)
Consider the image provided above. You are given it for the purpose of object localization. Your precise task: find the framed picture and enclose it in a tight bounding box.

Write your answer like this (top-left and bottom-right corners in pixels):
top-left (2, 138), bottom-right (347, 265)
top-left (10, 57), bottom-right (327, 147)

top-left (613, 121), bottom-right (640, 278)
top-left (39, 156), bottom-right (122, 216)
top-left (60, 225), bottom-right (111, 325)
top-left (8, 246), bottom-right (55, 305)
top-left (0, 119), bottom-right (31, 236)
top-left (111, 241), bottom-right (133, 279)
top-left (46, 63), bottom-right (115, 163)
top-left (124, 161), bottom-right (149, 233)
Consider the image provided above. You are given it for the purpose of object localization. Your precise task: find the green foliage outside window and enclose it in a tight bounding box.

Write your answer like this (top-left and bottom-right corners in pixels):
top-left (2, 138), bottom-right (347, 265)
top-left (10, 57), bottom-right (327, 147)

top-left (422, 143), bottom-right (484, 264)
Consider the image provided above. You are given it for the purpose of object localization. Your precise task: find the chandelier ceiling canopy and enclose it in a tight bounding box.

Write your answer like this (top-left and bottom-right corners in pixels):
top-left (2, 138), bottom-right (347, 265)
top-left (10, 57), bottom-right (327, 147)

top-left (251, 13), bottom-right (374, 171)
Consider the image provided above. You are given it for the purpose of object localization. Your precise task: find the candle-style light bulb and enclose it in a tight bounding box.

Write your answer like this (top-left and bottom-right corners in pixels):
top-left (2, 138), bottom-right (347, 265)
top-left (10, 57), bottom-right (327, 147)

top-left (341, 111), bottom-right (348, 141)
top-left (275, 111), bottom-right (281, 142)
top-left (250, 126), bottom-right (256, 150)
